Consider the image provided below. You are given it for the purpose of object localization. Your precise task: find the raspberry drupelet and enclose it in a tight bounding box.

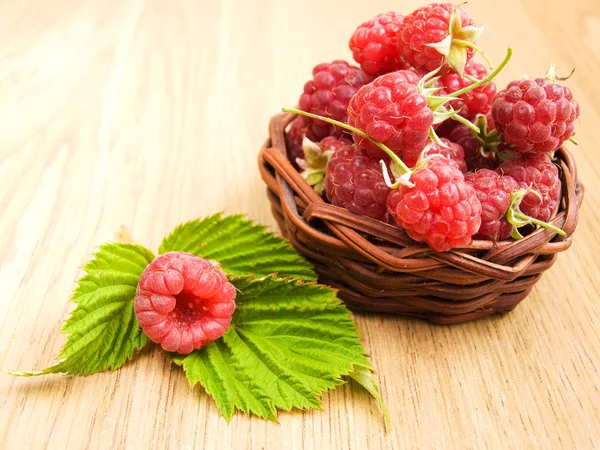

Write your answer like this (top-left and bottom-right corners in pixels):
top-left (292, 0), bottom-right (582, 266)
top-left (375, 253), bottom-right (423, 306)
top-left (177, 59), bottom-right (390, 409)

top-left (134, 252), bottom-right (236, 355)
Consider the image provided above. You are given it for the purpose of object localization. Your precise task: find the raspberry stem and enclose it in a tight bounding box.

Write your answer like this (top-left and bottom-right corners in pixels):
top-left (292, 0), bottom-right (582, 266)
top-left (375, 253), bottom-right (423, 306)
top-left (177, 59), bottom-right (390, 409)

top-left (506, 189), bottom-right (566, 238)
top-left (282, 108), bottom-right (412, 175)
top-left (447, 47), bottom-right (512, 99)
top-left (449, 113), bottom-right (480, 133)
top-left (512, 212), bottom-right (567, 237)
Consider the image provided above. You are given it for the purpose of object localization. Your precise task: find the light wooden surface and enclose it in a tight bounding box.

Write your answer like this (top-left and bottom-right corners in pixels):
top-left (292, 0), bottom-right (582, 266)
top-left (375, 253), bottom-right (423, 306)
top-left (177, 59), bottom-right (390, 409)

top-left (1, 0), bottom-right (599, 448)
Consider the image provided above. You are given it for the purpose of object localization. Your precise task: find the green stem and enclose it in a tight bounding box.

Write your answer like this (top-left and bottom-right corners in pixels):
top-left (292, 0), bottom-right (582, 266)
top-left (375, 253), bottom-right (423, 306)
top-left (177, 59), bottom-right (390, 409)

top-left (282, 108), bottom-right (412, 175)
top-left (513, 212), bottom-right (567, 237)
top-left (448, 47), bottom-right (512, 99)
top-left (450, 113), bottom-right (480, 133)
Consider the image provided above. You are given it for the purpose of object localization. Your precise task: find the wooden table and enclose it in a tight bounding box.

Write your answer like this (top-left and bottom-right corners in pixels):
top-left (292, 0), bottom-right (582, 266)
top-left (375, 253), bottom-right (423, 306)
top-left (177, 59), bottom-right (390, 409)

top-left (1, 0), bottom-right (599, 448)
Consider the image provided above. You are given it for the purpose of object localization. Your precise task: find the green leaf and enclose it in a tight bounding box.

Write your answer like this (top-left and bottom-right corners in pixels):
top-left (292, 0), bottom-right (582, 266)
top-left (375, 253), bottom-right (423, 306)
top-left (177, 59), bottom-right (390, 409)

top-left (9, 243), bottom-right (154, 376)
top-left (158, 214), bottom-right (316, 281)
top-left (348, 364), bottom-right (391, 431)
top-left (174, 276), bottom-right (384, 422)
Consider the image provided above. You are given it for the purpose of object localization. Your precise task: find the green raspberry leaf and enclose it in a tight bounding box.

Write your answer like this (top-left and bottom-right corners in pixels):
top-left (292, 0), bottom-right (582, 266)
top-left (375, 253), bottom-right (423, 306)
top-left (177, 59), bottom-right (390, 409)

top-left (9, 243), bottom-right (154, 376)
top-left (158, 214), bottom-right (316, 281)
top-left (173, 276), bottom-right (385, 423)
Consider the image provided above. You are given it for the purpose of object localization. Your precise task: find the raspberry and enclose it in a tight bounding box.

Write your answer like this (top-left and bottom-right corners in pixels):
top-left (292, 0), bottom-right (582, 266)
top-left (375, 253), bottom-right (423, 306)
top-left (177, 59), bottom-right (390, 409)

top-left (347, 70), bottom-right (433, 157)
top-left (491, 77), bottom-right (580, 154)
top-left (318, 136), bottom-right (352, 153)
top-left (397, 3), bottom-right (480, 74)
top-left (496, 154), bottom-right (561, 222)
top-left (349, 12), bottom-right (408, 76)
top-left (464, 169), bottom-right (520, 240)
top-left (324, 144), bottom-right (391, 221)
top-left (286, 116), bottom-right (317, 166)
top-left (437, 117), bottom-right (499, 171)
top-left (387, 157), bottom-right (482, 252)
top-left (466, 153), bottom-right (499, 172)
top-left (134, 252), bottom-right (236, 355)
top-left (403, 138), bottom-right (467, 173)
top-left (299, 60), bottom-right (372, 139)
top-left (439, 61), bottom-right (497, 120)
top-left (437, 121), bottom-right (479, 159)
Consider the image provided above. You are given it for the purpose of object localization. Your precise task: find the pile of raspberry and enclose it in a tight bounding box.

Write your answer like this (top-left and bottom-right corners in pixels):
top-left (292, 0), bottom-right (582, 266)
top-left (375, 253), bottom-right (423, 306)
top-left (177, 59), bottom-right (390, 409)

top-left (285, 3), bottom-right (578, 252)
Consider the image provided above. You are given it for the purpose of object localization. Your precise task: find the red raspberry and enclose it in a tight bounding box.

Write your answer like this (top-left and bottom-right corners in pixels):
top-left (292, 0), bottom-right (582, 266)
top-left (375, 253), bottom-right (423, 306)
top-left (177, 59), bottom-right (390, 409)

top-left (437, 118), bottom-right (499, 171)
top-left (318, 136), bottom-right (352, 153)
top-left (439, 61), bottom-right (497, 120)
top-left (403, 138), bottom-right (467, 173)
top-left (134, 252), bottom-right (236, 355)
top-left (466, 153), bottom-right (499, 172)
top-left (286, 116), bottom-right (318, 166)
top-left (496, 154), bottom-right (561, 222)
top-left (347, 70), bottom-right (433, 157)
top-left (397, 3), bottom-right (478, 73)
top-left (299, 60), bottom-right (372, 139)
top-left (437, 121), bottom-right (479, 159)
top-left (387, 157), bottom-right (482, 252)
top-left (464, 169), bottom-right (520, 240)
top-left (349, 12), bottom-right (408, 76)
top-left (324, 144), bottom-right (391, 221)
top-left (492, 78), bottom-right (580, 154)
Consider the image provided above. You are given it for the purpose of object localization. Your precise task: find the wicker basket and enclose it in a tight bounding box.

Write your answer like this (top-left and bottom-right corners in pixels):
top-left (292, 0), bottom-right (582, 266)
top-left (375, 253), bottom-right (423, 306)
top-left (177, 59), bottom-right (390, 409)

top-left (258, 113), bottom-right (585, 324)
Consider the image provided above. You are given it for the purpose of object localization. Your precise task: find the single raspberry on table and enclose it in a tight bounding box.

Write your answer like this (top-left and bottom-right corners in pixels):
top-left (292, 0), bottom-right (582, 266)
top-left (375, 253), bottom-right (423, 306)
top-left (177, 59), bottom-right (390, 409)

top-left (397, 3), bottom-right (482, 74)
top-left (496, 154), bottom-right (561, 222)
top-left (134, 252), bottom-right (236, 355)
top-left (403, 138), bottom-right (468, 173)
top-left (439, 61), bottom-right (497, 120)
top-left (299, 60), bottom-right (372, 139)
top-left (349, 12), bottom-right (408, 76)
top-left (347, 70), bottom-right (433, 157)
top-left (464, 169), bottom-right (520, 240)
top-left (387, 156), bottom-right (482, 252)
top-left (491, 74), bottom-right (580, 155)
top-left (324, 144), bottom-right (391, 221)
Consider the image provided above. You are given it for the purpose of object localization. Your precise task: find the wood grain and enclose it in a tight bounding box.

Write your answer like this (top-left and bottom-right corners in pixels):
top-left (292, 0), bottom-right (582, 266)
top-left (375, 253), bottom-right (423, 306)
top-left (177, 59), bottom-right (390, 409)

top-left (1, 0), bottom-right (599, 448)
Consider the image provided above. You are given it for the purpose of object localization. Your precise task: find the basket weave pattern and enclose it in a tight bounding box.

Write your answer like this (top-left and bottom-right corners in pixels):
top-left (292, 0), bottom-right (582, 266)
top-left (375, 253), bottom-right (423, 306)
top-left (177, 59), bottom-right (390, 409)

top-left (258, 113), bottom-right (585, 324)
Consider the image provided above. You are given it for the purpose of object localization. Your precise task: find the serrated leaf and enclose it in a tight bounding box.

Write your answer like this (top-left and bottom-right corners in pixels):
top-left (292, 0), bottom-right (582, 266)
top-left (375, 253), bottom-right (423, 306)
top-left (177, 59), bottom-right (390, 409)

top-left (158, 214), bottom-right (316, 281)
top-left (175, 276), bottom-right (384, 423)
top-left (10, 243), bottom-right (154, 376)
